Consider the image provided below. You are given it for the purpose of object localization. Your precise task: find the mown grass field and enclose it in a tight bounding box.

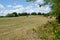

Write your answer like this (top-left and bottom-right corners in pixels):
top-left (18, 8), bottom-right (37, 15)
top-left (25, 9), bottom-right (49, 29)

top-left (0, 16), bottom-right (52, 40)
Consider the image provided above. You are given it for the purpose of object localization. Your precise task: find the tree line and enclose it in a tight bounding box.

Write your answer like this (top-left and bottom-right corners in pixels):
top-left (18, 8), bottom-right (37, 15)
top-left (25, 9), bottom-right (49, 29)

top-left (5, 12), bottom-right (48, 17)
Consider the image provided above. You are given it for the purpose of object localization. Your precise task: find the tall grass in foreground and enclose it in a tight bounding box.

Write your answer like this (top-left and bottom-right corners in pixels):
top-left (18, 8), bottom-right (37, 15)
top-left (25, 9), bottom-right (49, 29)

top-left (32, 20), bottom-right (60, 40)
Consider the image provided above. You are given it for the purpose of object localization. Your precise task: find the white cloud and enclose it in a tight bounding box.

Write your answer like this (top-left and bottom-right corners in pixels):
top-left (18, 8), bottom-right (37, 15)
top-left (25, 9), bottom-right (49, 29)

top-left (0, 4), bottom-right (5, 16)
top-left (13, 5), bottom-right (23, 9)
top-left (0, 0), bottom-right (51, 16)
top-left (0, 4), bottom-right (4, 8)
top-left (25, 6), bottom-right (34, 13)
top-left (0, 4), bottom-right (51, 16)
top-left (7, 5), bottom-right (13, 8)
top-left (0, 11), bottom-right (3, 16)
top-left (7, 5), bottom-right (23, 9)
top-left (3, 5), bottom-right (24, 15)
top-left (35, 0), bottom-right (44, 4)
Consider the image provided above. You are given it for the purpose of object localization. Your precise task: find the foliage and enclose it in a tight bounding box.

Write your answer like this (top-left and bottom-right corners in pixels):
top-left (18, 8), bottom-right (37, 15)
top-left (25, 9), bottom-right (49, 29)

top-left (45, 0), bottom-right (60, 16)
top-left (18, 12), bottom-right (30, 16)
top-left (44, 20), bottom-right (60, 40)
top-left (38, 12), bottom-right (41, 15)
top-left (32, 20), bottom-right (60, 40)
top-left (31, 12), bottom-right (37, 15)
top-left (12, 12), bottom-right (18, 17)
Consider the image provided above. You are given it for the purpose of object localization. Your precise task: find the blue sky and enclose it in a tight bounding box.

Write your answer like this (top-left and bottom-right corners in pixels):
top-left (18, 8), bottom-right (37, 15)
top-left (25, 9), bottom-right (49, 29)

top-left (0, 0), bottom-right (51, 16)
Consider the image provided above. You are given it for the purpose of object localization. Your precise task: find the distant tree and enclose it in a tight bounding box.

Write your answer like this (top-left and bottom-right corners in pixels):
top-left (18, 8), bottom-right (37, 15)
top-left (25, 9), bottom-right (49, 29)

top-left (21, 12), bottom-right (28, 16)
top-left (18, 12), bottom-right (29, 16)
top-left (12, 12), bottom-right (18, 17)
top-left (31, 12), bottom-right (37, 15)
top-left (18, 12), bottom-right (30, 17)
top-left (38, 12), bottom-right (41, 15)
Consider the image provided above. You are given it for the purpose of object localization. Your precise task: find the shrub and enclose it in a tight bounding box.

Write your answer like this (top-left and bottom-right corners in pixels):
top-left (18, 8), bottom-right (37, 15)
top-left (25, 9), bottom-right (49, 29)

top-left (44, 20), bottom-right (60, 40)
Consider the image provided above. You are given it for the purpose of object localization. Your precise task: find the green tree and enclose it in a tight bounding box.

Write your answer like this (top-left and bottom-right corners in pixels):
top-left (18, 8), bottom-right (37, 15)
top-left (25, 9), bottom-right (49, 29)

top-left (31, 12), bottom-right (37, 15)
top-left (21, 12), bottom-right (28, 16)
top-left (18, 12), bottom-right (29, 16)
top-left (12, 12), bottom-right (18, 17)
top-left (38, 12), bottom-right (41, 15)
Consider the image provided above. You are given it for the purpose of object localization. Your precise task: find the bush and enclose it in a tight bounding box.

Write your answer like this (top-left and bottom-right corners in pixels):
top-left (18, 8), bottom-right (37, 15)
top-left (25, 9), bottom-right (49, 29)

top-left (44, 20), bottom-right (60, 40)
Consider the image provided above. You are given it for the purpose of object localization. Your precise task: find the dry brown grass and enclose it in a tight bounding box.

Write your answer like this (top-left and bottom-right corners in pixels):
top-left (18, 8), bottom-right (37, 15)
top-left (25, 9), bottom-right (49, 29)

top-left (0, 16), bottom-right (49, 40)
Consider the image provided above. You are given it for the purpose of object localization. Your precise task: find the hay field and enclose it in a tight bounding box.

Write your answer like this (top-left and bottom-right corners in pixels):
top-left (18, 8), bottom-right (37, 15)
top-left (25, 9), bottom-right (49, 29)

top-left (0, 16), bottom-right (49, 40)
